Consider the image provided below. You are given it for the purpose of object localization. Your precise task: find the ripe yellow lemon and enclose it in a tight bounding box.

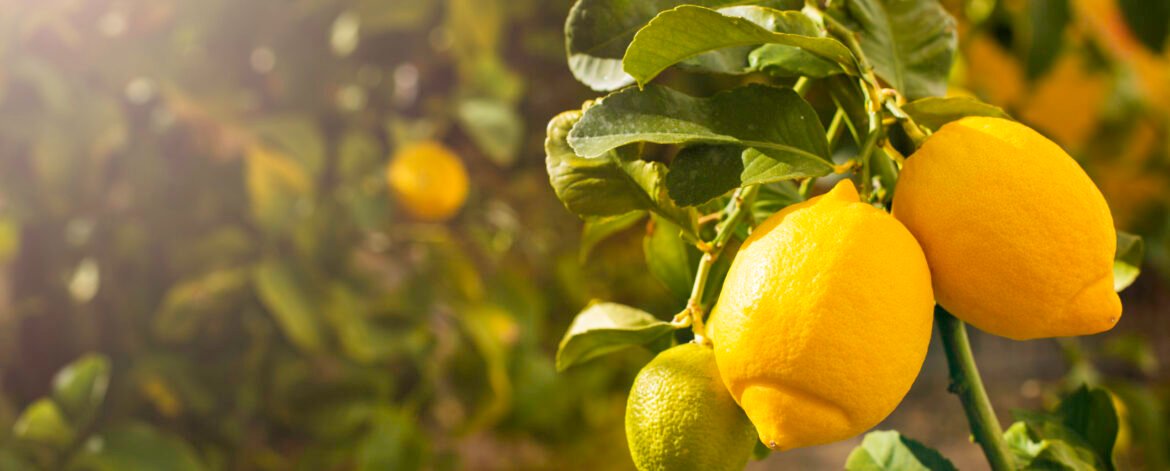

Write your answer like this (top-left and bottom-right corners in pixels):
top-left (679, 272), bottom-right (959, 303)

top-left (708, 180), bottom-right (934, 451)
top-left (625, 342), bottom-right (757, 471)
top-left (893, 117), bottom-right (1120, 340)
top-left (386, 141), bottom-right (469, 221)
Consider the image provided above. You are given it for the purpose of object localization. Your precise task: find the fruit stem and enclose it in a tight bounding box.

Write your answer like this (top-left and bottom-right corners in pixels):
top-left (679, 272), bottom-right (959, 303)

top-left (684, 185), bottom-right (759, 344)
top-left (936, 307), bottom-right (1016, 471)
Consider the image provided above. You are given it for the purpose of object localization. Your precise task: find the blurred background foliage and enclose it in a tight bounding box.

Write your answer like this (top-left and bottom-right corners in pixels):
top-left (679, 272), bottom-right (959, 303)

top-left (0, 0), bottom-right (1164, 469)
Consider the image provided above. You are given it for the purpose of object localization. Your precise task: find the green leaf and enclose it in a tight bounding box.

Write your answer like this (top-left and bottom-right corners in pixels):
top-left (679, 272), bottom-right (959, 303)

top-left (569, 84), bottom-right (833, 189)
top-left (51, 354), bottom-right (111, 424)
top-left (456, 98), bottom-right (524, 167)
top-left (622, 5), bottom-right (856, 86)
top-left (253, 259), bottom-right (325, 354)
top-left (152, 268), bottom-right (251, 343)
top-left (1006, 385), bottom-right (1119, 470)
top-left (555, 302), bottom-right (676, 371)
top-left (1004, 420), bottom-right (1099, 471)
top-left (1114, 231), bottom-right (1143, 292)
top-left (579, 211), bottom-right (646, 262)
top-left (1025, 0), bottom-right (1071, 78)
top-left (751, 181), bottom-right (803, 222)
top-left (12, 399), bottom-right (73, 448)
top-left (644, 214), bottom-right (699, 302)
top-left (1119, 0), bottom-right (1169, 53)
top-left (837, 0), bottom-right (958, 99)
top-left (750, 43), bottom-right (843, 78)
top-left (902, 96), bottom-right (1012, 130)
top-left (565, 0), bottom-right (747, 91)
top-left (1057, 386), bottom-right (1119, 469)
top-left (845, 430), bottom-right (957, 471)
top-left (545, 110), bottom-right (694, 231)
top-left (245, 146), bottom-right (314, 234)
top-left (355, 408), bottom-right (429, 471)
top-left (68, 422), bottom-right (204, 471)
top-left (666, 145), bottom-right (744, 206)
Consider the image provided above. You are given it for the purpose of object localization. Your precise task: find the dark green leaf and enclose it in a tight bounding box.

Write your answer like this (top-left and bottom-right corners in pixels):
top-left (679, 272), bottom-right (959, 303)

top-left (565, 0), bottom-right (749, 90)
top-left (545, 110), bottom-right (694, 231)
top-left (555, 302), bottom-right (676, 371)
top-left (644, 214), bottom-right (699, 302)
top-left (51, 354), bottom-right (111, 424)
top-left (622, 6), bottom-right (855, 86)
top-left (902, 96), bottom-right (1012, 130)
top-left (579, 212), bottom-right (646, 262)
top-left (1025, 0), bottom-right (1070, 78)
top-left (845, 430), bottom-right (957, 471)
top-left (68, 422), bottom-right (204, 471)
top-left (1057, 386), bottom-right (1119, 469)
top-left (1006, 385), bottom-right (1119, 470)
top-left (751, 181), bottom-right (803, 222)
top-left (1114, 231), bottom-right (1143, 292)
top-left (666, 145), bottom-right (744, 206)
top-left (568, 84), bottom-right (833, 188)
top-left (838, 0), bottom-right (958, 99)
top-left (750, 43), bottom-right (843, 78)
top-left (12, 399), bottom-right (73, 448)
top-left (1119, 0), bottom-right (1169, 53)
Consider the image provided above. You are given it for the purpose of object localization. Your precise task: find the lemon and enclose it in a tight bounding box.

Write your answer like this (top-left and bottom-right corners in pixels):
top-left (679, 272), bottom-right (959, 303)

top-left (708, 180), bottom-right (934, 451)
top-left (386, 141), bottom-right (469, 221)
top-left (893, 117), bottom-right (1120, 340)
top-left (625, 342), bottom-right (756, 471)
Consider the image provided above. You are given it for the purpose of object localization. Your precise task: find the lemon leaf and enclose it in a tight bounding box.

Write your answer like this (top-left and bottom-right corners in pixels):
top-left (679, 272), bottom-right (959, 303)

top-left (622, 5), bottom-right (856, 86)
top-left (51, 354), bottom-right (110, 425)
top-left (68, 422), bottom-right (205, 471)
top-left (902, 97), bottom-right (1012, 130)
top-left (1006, 385), bottom-right (1119, 470)
top-left (845, 430), bottom-right (957, 471)
top-left (556, 302), bottom-right (676, 371)
top-left (12, 399), bottom-right (74, 448)
top-left (832, 0), bottom-right (957, 99)
top-left (565, 0), bottom-right (775, 91)
top-left (1114, 231), bottom-right (1143, 292)
top-left (644, 214), bottom-right (699, 303)
top-left (569, 84), bottom-right (832, 204)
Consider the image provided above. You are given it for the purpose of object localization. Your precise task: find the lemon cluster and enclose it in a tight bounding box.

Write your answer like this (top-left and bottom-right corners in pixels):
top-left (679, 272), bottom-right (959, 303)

top-left (627, 117), bottom-right (1120, 469)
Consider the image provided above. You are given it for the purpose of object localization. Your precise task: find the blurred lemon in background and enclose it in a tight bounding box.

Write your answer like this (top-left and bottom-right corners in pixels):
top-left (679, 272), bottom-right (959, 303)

top-left (387, 141), bottom-right (470, 221)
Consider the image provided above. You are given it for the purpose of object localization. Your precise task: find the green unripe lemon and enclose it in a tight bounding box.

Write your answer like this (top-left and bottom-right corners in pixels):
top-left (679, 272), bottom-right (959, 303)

top-left (625, 342), bottom-right (757, 471)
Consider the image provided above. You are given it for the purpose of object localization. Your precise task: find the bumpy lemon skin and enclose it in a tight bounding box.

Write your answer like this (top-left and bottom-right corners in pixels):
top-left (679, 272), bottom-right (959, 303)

top-left (893, 117), bottom-right (1120, 340)
top-left (708, 181), bottom-right (934, 451)
top-left (625, 343), bottom-right (757, 471)
top-left (386, 141), bottom-right (469, 221)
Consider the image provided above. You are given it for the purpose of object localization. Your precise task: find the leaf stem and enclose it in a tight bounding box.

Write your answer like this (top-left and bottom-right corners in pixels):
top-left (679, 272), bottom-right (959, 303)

top-left (683, 185), bottom-right (758, 344)
top-left (936, 307), bottom-right (1016, 471)
top-left (793, 76), bottom-right (812, 96)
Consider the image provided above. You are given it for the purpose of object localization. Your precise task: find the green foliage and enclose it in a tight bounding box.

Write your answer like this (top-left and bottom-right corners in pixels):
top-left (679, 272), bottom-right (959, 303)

top-left (1005, 385), bottom-right (1120, 470)
top-left (556, 302), bottom-right (677, 371)
top-left (622, 5), bottom-right (856, 86)
top-left (833, 0), bottom-right (957, 99)
top-left (1114, 231), bottom-right (1144, 292)
top-left (567, 84), bottom-right (832, 199)
top-left (902, 97), bottom-right (1012, 130)
top-left (845, 431), bottom-right (957, 471)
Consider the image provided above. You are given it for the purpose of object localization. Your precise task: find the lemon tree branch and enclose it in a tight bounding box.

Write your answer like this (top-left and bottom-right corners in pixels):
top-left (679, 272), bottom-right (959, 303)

top-left (936, 307), bottom-right (1016, 471)
top-left (674, 185), bottom-right (759, 343)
